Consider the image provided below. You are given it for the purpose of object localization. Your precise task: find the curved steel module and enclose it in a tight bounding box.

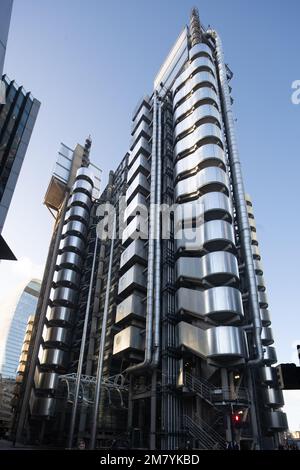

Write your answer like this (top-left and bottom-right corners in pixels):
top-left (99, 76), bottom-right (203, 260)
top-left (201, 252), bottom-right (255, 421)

top-left (46, 305), bottom-right (75, 326)
top-left (175, 251), bottom-right (239, 285)
top-left (173, 72), bottom-right (218, 108)
top-left (34, 371), bottom-right (59, 391)
top-left (260, 366), bottom-right (277, 385)
top-left (128, 136), bottom-right (151, 168)
top-left (177, 321), bottom-right (248, 364)
top-left (263, 346), bottom-right (277, 365)
top-left (261, 327), bottom-right (274, 346)
top-left (127, 154), bottom-right (150, 185)
top-left (189, 43), bottom-right (214, 62)
top-left (59, 235), bottom-right (86, 254)
top-left (176, 285), bottom-right (243, 322)
top-left (264, 411), bottom-right (288, 431)
top-left (262, 388), bottom-right (284, 408)
top-left (65, 205), bottom-right (90, 223)
top-left (76, 166), bottom-right (95, 186)
top-left (174, 192), bottom-right (232, 229)
top-left (174, 104), bottom-right (221, 142)
top-left (54, 268), bottom-right (81, 289)
top-left (68, 192), bottom-right (92, 210)
top-left (30, 395), bottom-right (56, 417)
top-left (56, 251), bottom-right (83, 271)
top-left (175, 143), bottom-right (225, 176)
top-left (39, 347), bottom-right (69, 369)
top-left (174, 123), bottom-right (223, 158)
top-left (43, 326), bottom-right (72, 348)
top-left (62, 220), bottom-right (88, 239)
top-left (52, 286), bottom-right (78, 307)
top-left (173, 55), bottom-right (215, 94)
top-left (73, 178), bottom-right (94, 196)
top-left (260, 308), bottom-right (271, 326)
top-left (174, 87), bottom-right (219, 124)
top-left (175, 166), bottom-right (229, 201)
top-left (176, 219), bottom-right (235, 253)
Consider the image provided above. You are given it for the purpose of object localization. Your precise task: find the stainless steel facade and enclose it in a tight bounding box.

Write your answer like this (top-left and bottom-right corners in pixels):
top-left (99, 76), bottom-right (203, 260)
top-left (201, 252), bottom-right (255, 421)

top-left (13, 9), bottom-right (287, 450)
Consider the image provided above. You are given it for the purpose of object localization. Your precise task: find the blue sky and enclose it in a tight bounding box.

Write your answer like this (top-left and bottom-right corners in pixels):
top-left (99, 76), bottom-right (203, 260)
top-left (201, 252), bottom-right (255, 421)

top-left (0, 0), bottom-right (299, 428)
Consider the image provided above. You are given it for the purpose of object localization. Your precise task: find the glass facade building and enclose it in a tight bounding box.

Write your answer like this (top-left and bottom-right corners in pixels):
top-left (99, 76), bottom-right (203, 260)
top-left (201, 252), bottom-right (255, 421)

top-left (0, 279), bottom-right (41, 378)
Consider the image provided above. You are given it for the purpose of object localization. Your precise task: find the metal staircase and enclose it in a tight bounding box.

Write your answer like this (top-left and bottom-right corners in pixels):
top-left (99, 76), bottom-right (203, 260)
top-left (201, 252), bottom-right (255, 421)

top-left (184, 372), bottom-right (250, 406)
top-left (183, 414), bottom-right (227, 450)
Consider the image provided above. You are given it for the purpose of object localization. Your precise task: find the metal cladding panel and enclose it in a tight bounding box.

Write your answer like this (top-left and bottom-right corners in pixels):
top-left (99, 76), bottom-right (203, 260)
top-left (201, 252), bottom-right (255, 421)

top-left (174, 123), bottom-right (223, 158)
top-left (175, 144), bottom-right (225, 178)
top-left (258, 290), bottom-right (268, 309)
top-left (30, 393), bottom-right (56, 417)
top-left (176, 251), bottom-right (239, 284)
top-left (130, 120), bottom-right (151, 150)
top-left (173, 72), bottom-right (218, 109)
top-left (206, 326), bottom-right (248, 362)
top-left (65, 205), bottom-right (89, 223)
top-left (118, 264), bottom-right (147, 296)
top-left (251, 244), bottom-right (260, 259)
top-left (176, 286), bottom-right (243, 322)
top-left (120, 239), bottom-right (147, 270)
top-left (264, 411), bottom-right (288, 431)
top-left (175, 219), bottom-right (235, 253)
top-left (177, 321), bottom-right (247, 364)
top-left (263, 346), bottom-right (277, 365)
top-left (59, 234), bottom-right (85, 254)
top-left (174, 88), bottom-right (219, 124)
top-left (174, 192), bottom-right (232, 229)
top-left (127, 154), bottom-right (150, 185)
top-left (125, 172), bottom-right (150, 202)
top-left (56, 251), bottom-right (83, 270)
top-left (73, 178), bottom-right (93, 195)
top-left (43, 326), bottom-right (72, 347)
top-left (54, 268), bottom-right (81, 288)
top-left (52, 286), bottom-right (78, 307)
top-left (154, 27), bottom-right (189, 91)
top-left (34, 370), bottom-right (59, 391)
top-left (124, 192), bottom-right (148, 222)
top-left (115, 291), bottom-right (145, 324)
top-left (132, 105), bottom-right (151, 132)
top-left (260, 366), bottom-right (277, 385)
top-left (128, 137), bottom-right (151, 168)
top-left (262, 388), bottom-right (284, 408)
top-left (175, 104), bottom-right (221, 142)
top-left (261, 309), bottom-right (271, 326)
top-left (76, 166), bottom-right (95, 186)
top-left (39, 347), bottom-right (68, 368)
top-left (175, 166), bottom-right (229, 201)
top-left (122, 215), bottom-right (148, 246)
top-left (189, 43), bottom-right (214, 62)
top-left (68, 191), bottom-right (91, 210)
top-left (46, 306), bottom-right (75, 326)
top-left (62, 220), bottom-right (87, 239)
top-left (173, 49), bottom-right (215, 92)
top-left (113, 325), bottom-right (144, 355)
top-left (261, 327), bottom-right (274, 346)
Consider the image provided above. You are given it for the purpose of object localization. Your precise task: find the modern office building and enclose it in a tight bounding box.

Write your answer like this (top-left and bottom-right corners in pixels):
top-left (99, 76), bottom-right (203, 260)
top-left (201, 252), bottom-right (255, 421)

top-left (0, 0), bottom-right (13, 80)
top-left (0, 76), bottom-right (40, 259)
top-left (0, 0), bottom-right (40, 259)
top-left (0, 279), bottom-right (41, 378)
top-left (13, 9), bottom-right (287, 450)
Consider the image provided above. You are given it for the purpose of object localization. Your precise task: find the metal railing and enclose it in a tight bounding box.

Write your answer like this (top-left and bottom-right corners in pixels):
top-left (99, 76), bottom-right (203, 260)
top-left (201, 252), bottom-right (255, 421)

top-left (184, 372), bottom-right (250, 405)
top-left (184, 414), bottom-right (226, 450)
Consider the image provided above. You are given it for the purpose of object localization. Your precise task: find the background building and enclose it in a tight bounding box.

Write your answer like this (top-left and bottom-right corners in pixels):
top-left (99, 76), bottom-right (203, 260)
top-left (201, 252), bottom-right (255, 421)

top-left (0, 0), bottom-right (40, 260)
top-left (13, 8), bottom-right (287, 450)
top-left (0, 0), bottom-right (13, 79)
top-left (0, 279), bottom-right (41, 378)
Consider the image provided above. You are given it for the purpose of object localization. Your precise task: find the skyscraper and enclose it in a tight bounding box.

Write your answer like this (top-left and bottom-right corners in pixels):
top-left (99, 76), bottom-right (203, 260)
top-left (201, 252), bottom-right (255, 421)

top-left (0, 279), bottom-right (41, 378)
top-left (0, 0), bottom-right (40, 260)
top-left (13, 8), bottom-right (287, 450)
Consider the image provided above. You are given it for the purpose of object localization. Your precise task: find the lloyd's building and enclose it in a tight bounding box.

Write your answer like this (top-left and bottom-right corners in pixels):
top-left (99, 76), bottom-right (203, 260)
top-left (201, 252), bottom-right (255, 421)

top-left (13, 8), bottom-right (287, 450)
